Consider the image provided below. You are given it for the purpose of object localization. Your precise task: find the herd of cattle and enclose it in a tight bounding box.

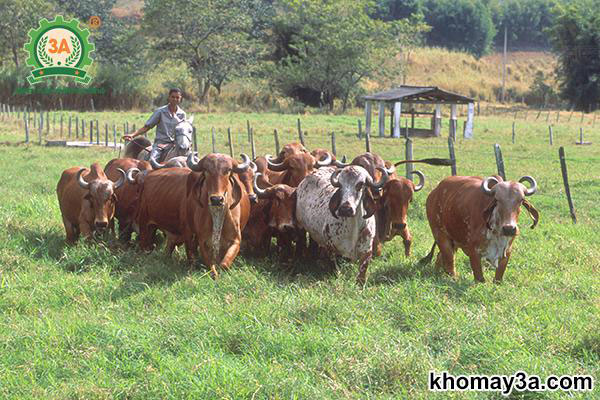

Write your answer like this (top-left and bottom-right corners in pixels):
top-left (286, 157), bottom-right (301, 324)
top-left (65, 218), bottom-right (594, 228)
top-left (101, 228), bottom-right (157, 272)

top-left (56, 141), bottom-right (540, 284)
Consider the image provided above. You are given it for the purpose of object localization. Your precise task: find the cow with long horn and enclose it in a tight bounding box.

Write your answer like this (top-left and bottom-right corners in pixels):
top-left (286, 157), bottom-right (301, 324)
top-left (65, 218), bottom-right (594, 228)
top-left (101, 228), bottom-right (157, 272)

top-left (103, 158), bottom-right (152, 243)
top-left (423, 175), bottom-right (539, 282)
top-left (185, 153), bottom-right (252, 277)
top-left (56, 163), bottom-right (126, 243)
top-left (296, 165), bottom-right (388, 285)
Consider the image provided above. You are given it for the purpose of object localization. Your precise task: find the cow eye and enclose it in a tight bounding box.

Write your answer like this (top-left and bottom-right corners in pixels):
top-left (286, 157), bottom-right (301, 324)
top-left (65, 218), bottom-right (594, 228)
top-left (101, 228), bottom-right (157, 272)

top-left (356, 182), bottom-right (363, 190)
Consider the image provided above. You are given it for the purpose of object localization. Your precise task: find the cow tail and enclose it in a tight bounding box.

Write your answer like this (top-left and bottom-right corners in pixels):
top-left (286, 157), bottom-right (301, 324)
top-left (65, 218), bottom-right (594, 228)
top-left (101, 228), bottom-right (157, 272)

top-left (419, 242), bottom-right (437, 265)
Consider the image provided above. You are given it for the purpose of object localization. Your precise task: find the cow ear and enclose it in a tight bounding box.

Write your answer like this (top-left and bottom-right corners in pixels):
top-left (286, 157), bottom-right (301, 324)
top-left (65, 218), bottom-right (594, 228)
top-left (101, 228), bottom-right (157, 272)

top-left (187, 173), bottom-right (205, 207)
top-left (328, 189), bottom-right (341, 219)
top-left (363, 188), bottom-right (377, 219)
top-left (229, 176), bottom-right (243, 210)
top-left (482, 199), bottom-right (497, 229)
top-left (522, 199), bottom-right (539, 229)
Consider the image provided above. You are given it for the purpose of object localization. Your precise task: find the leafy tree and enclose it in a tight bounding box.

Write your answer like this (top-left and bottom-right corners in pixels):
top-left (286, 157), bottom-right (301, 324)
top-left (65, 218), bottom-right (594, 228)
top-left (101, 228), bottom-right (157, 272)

top-left (371, 0), bottom-right (424, 21)
top-left (548, 0), bottom-right (600, 110)
top-left (423, 0), bottom-right (495, 57)
top-left (143, 0), bottom-right (264, 105)
top-left (490, 0), bottom-right (556, 49)
top-left (270, 0), bottom-right (424, 111)
top-left (0, 0), bottom-right (55, 67)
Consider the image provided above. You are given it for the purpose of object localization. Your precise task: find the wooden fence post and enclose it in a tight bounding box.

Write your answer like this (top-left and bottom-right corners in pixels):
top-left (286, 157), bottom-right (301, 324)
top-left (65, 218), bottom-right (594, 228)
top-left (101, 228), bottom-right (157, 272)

top-left (405, 138), bottom-right (413, 179)
top-left (558, 146), bottom-right (577, 223)
top-left (549, 126), bottom-right (553, 145)
top-left (113, 124), bottom-right (117, 148)
top-left (512, 122), bottom-right (516, 144)
top-left (60, 114), bottom-right (63, 137)
top-left (105, 123), bottom-right (108, 146)
top-left (246, 120), bottom-right (251, 143)
top-left (38, 113), bottom-right (42, 144)
top-left (448, 137), bottom-right (456, 176)
top-left (227, 128), bottom-right (234, 157)
top-left (273, 129), bottom-right (280, 154)
top-left (298, 118), bottom-right (305, 145)
top-left (494, 143), bottom-right (506, 180)
top-left (331, 131), bottom-right (337, 156)
top-left (365, 130), bottom-right (371, 153)
top-left (24, 116), bottom-right (29, 143)
top-left (75, 116), bottom-right (79, 139)
top-left (192, 126), bottom-right (197, 153)
top-left (211, 127), bottom-right (216, 153)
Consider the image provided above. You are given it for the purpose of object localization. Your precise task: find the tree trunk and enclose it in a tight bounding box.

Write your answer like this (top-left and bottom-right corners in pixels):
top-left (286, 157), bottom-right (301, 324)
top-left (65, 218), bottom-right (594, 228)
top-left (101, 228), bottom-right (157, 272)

top-left (12, 44), bottom-right (19, 68)
top-left (197, 77), bottom-right (211, 104)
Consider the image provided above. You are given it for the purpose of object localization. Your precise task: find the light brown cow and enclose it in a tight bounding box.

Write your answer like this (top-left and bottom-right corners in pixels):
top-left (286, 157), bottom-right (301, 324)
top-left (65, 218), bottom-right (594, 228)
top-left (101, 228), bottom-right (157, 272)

top-left (185, 153), bottom-right (252, 277)
top-left (424, 175), bottom-right (539, 282)
top-left (56, 163), bottom-right (126, 243)
top-left (104, 158), bottom-right (152, 242)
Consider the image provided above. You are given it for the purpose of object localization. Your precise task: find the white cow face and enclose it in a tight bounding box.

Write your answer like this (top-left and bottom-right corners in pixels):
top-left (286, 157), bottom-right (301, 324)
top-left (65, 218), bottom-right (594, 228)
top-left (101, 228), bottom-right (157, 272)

top-left (329, 166), bottom-right (385, 219)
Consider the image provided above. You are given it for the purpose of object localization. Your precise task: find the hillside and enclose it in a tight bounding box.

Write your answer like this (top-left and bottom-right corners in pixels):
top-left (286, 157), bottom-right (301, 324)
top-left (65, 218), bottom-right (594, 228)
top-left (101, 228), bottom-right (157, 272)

top-left (395, 48), bottom-right (557, 103)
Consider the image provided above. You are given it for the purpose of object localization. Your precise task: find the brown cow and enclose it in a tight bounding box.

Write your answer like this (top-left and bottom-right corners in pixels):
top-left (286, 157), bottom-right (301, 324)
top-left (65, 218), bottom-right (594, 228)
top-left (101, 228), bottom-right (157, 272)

top-left (56, 163), bottom-right (126, 243)
top-left (185, 153), bottom-right (252, 277)
top-left (242, 172), bottom-right (297, 255)
top-left (104, 158), bottom-right (152, 242)
top-left (424, 175), bottom-right (539, 282)
top-left (135, 167), bottom-right (194, 255)
top-left (266, 152), bottom-right (332, 187)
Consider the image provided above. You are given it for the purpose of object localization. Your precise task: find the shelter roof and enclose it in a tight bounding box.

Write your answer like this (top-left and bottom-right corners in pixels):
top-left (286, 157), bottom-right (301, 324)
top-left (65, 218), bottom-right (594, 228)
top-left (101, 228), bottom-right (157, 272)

top-left (363, 85), bottom-right (474, 104)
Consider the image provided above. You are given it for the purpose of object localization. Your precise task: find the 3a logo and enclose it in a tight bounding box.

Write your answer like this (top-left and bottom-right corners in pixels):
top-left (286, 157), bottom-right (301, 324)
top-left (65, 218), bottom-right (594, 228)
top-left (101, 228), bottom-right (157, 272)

top-left (23, 16), bottom-right (95, 85)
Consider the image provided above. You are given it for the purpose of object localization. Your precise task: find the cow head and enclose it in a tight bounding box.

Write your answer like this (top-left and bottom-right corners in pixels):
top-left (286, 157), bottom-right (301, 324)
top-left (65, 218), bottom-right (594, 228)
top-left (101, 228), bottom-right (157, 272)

top-left (378, 171), bottom-right (425, 241)
top-left (266, 151), bottom-right (332, 187)
top-left (328, 166), bottom-right (388, 219)
top-left (186, 152), bottom-right (250, 209)
top-left (77, 163), bottom-right (126, 230)
top-left (174, 117), bottom-right (194, 155)
top-left (236, 161), bottom-right (258, 203)
top-left (253, 172), bottom-right (297, 232)
top-left (311, 148), bottom-right (337, 163)
top-left (335, 152), bottom-right (395, 194)
top-left (266, 142), bottom-right (308, 164)
top-left (481, 175), bottom-right (539, 237)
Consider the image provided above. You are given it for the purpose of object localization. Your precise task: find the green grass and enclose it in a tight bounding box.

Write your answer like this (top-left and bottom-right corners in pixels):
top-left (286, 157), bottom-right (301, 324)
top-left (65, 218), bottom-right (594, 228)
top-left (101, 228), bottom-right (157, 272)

top-left (0, 110), bottom-right (598, 399)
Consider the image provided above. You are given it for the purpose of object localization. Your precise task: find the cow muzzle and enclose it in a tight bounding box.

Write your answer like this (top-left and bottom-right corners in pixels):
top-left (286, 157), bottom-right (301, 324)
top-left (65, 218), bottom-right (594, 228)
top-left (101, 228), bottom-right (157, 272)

top-left (95, 221), bottom-right (109, 230)
top-left (502, 224), bottom-right (518, 237)
top-left (209, 195), bottom-right (225, 207)
top-left (337, 204), bottom-right (355, 217)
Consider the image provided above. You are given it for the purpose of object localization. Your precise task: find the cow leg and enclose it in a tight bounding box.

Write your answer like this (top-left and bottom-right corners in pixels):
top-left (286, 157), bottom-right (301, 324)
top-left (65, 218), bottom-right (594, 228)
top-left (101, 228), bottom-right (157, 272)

top-left (118, 218), bottom-right (133, 243)
top-left (356, 252), bottom-right (372, 287)
top-left (467, 251), bottom-right (485, 283)
top-left (165, 233), bottom-right (178, 256)
top-left (184, 234), bottom-right (198, 264)
top-left (372, 237), bottom-right (382, 257)
top-left (62, 217), bottom-right (79, 244)
top-left (399, 226), bottom-right (412, 257)
top-left (494, 249), bottom-right (511, 283)
top-left (219, 236), bottom-right (241, 270)
top-left (436, 236), bottom-right (456, 277)
top-left (294, 229), bottom-right (306, 259)
top-left (80, 221), bottom-right (94, 240)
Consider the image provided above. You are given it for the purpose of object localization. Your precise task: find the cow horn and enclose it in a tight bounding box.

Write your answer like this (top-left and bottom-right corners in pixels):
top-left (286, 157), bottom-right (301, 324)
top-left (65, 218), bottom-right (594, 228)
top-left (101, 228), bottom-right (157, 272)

top-left (265, 154), bottom-right (288, 171)
top-left (410, 170), bottom-right (425, 192)
top-left (249, 161), bottom-right (258, 173)
top-left (519, 176), bottom-right (537, 196)
top-left (330, 169), bottom-right (341, 187)
top-left (126, 168), bottom-right (140, 184)
top-left (150, 155), bottom-right (165, 170)
top-left (76, 168), bottom-right (90, 189)
top-left (367, 167), bottom-right (388, 190)
top-left (233, 153), bottom-right (251, 173)
top-left (315, 151), bottom-right (332, 167)
top-left (334, 155), bottom-right (349, 168)
top-left (253, 173), bottom-right (272, 199)
top-left (113, 168), bottom-right (126, 189)
top-left (384, 164), bottom-right (396, 176)
top-left (482, 176), bottom-right (499, 195)
top-left (186, 152), bottom-right (203, 172)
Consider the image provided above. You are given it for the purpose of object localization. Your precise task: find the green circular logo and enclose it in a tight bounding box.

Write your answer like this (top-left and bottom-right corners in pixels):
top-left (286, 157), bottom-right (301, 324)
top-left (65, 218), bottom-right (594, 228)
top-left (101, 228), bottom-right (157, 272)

top-left (23, 16), bottom-right (95, 85)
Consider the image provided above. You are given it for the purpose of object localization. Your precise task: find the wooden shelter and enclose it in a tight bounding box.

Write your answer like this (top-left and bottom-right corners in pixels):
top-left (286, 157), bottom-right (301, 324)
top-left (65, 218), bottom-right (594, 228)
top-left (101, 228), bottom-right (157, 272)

top-left (363, 85), bottom-right (475, 138)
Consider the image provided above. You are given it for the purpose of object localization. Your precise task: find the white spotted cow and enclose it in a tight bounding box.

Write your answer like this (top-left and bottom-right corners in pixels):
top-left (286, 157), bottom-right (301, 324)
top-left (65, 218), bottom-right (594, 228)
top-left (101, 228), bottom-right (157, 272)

top-left (295, 166), bottom-right (388, 285)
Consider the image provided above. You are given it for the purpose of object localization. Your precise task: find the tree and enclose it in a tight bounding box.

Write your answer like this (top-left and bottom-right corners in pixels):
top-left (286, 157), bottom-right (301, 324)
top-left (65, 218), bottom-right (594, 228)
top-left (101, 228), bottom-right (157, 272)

top-left (490, 0), bottom-right (556, 49)
top-left (548, 0), bottom-right (600, 110)
top-left (270, 0), bottom-right (423, 111)
top-left (0, 0), bottom-right (55, 67)
top-left (143, 0), bottom-right (264, 105)
top-left (423, 0), bottom-right (495, 58)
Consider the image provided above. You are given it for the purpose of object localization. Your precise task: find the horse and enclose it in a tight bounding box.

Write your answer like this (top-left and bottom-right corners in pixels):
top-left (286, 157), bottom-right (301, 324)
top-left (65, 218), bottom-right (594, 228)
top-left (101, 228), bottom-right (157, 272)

top-left (123, 117), bottom-right (195, 164)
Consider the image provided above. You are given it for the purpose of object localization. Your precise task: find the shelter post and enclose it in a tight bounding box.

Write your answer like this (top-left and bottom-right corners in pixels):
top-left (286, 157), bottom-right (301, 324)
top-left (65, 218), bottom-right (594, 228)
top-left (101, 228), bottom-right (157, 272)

top-left (378, 101), bottom-right (385, 137)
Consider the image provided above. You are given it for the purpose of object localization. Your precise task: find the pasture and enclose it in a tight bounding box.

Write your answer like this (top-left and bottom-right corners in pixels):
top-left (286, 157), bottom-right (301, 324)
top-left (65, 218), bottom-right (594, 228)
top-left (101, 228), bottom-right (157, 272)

top-left (0, 110), bottom-right (598, 399)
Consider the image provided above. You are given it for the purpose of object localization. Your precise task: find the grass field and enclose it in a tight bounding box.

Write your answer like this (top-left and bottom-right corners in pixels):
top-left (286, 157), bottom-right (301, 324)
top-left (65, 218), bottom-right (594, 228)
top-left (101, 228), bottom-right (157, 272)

top-left (0, 110), bottom-right (598, 399)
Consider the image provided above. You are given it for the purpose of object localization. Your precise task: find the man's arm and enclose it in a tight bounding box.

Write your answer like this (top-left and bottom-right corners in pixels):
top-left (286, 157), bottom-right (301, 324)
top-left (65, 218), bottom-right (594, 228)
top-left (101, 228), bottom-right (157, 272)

top-left (123, 109), bottom-right (161, 141)
top-left (123, 125), bottom-right (151, 141)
